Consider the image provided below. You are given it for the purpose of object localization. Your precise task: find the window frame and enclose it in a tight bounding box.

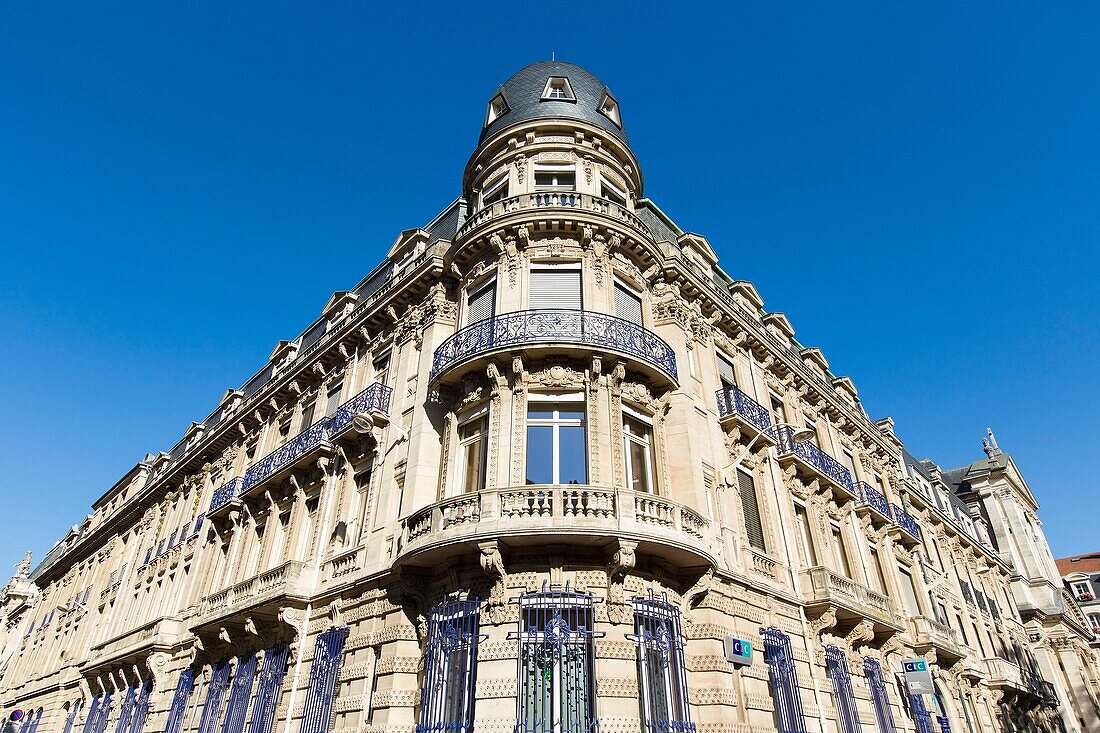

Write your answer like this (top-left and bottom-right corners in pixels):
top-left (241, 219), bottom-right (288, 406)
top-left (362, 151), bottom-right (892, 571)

top-left (540, 76), bottom-right (577, 102)
top-left (622, 405), bottom-right (658, 494)
top-left (526, 393), bottom-right (587, 485)
top-left (481, 175), bottom-right (509, 208)
top-left (533, 164), bottom-right (577, 192)
top-left (455, 406), bottom-right (490, 496)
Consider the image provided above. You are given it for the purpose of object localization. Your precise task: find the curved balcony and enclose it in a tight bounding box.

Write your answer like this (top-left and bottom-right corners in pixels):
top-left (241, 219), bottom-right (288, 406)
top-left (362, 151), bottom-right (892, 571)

top-left (909, 615), bottom-right (965, 662)
top-left (891, 504), bottom-right (922, 545)
top-left (395, 485), bottom-right (714, 569)
top-left (431, 309), bottom-right (678, 385)
top-left (455, 192), bottom-right (652, 245)
top-left (854, 481), bottom-right (892, 525)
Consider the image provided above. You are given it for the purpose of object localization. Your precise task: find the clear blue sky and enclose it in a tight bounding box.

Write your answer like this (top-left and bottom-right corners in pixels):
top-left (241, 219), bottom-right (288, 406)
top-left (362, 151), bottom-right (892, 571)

top-left (2, 2), bottom-right (1098, 571)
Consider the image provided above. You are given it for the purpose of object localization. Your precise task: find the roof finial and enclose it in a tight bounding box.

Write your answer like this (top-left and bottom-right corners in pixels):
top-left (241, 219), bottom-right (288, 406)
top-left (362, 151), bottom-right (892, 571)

top-left (982, 438), bottom-right (995, 459)
top-left (551, 51), bottom-right (555, 61)
top-left (15, 551), bottom-right (31, 578)
top-left (986, 427), bottom-right (1002, 456)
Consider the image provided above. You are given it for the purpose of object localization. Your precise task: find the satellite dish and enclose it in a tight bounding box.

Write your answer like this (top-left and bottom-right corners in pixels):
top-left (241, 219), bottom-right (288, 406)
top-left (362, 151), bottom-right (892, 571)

top-left (352, 414), bottom-right (374, 434)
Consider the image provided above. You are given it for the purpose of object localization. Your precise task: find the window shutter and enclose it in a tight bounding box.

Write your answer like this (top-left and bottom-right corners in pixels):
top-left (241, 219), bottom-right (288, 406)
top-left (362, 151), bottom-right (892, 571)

top-left (614, 283), bottom-right (643, 325)
top-left (467, 281), bottom-right (496, 324)
top-left (530, 269), bottom-right (582, 310)
top-left (717, 354), bottom-right (736, 388)
top-left (737, 470), bottom-right (766, 551)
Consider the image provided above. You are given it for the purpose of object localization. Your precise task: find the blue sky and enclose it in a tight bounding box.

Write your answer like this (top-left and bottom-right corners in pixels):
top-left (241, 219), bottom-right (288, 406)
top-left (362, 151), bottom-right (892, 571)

top-left (1, 2), bottom-right (1097, 570)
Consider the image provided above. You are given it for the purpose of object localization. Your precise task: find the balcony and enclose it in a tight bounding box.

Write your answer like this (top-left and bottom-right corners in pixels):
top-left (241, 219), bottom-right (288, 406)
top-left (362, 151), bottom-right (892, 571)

top-left (208, 383), bottom-right (393, 515)
top-left (454, 192), bottom-right (652, 245)
top-left (197, 560), bottom-right (313, 628)
top-left (88, 616), bottom-right (185, 669)
top-left (854, 482), bottom-right (892, 524)
top-left (396, 485), bottom-right (713, 570)
top-left (985, 657), bottom-right (1030, 695)
top-left (909, 615), bottom-right (965, 662)
top-left (430, 310), bottom-right (678, 385)
top-left (799, 566), bottom-right (901, 632)
top-left (774, 427), bottom-right (857, 501)
top-left (715, 385), bottom-right (773, 436)
top-left (891, 504), bottom-right (922, 545)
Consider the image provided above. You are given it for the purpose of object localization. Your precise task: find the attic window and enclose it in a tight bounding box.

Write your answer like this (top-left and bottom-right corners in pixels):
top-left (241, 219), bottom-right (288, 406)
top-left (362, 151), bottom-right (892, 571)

top-left (485, 92), bottom-right (509, 127)
top-left (598, 92), bottom-right (621, 128)
top-left (541, 77), bottom-right (576, 102)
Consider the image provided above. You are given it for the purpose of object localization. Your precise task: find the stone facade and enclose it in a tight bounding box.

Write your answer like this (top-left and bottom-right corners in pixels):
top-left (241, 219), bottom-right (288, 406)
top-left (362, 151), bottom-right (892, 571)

top-left (1, 61), bottom-right (1097, 733)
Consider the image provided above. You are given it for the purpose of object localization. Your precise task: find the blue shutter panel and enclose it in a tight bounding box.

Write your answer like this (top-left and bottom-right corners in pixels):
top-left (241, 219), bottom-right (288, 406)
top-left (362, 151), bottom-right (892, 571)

top-left (196, 661), bottom-right (232, 733)
top-left (862, 658), bottom-right (896, 733)
top-left (248, 645), bottom-right (291, 733)
top-left (761, 627), bottom-right (807, 733)
top-left (91, 692), bottom-right (113, 733)
top-left (112, 686), bottom-right (137, 733)
top-left (62, 702), bottom-right (82, 733)
top-left (163, 669), bottom-right (196, 733)
top-left (127, 681), bottom-right (153, 733)
top-left (80, 695), bottom-right (102, 733)
top-left (220, 654), bottom-right (258, 733)
top-left (824, 646), bottom-right (860, 733)
top-left (908, 693), bottom-right (936, 733)
top-left (300, 627), bottom-right (351, 733)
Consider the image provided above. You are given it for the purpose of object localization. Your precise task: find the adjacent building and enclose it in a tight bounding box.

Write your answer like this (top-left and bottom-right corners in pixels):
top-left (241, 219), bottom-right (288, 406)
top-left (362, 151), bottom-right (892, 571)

top-left (1, 61), bottom-right (1098, 733)
top-left (1058, 553), bottom-right (1100, 646)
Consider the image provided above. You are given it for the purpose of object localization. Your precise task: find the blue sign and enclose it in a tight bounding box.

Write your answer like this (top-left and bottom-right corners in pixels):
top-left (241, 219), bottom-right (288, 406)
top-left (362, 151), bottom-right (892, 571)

top-left (724, 637), bottom-right (753, 666)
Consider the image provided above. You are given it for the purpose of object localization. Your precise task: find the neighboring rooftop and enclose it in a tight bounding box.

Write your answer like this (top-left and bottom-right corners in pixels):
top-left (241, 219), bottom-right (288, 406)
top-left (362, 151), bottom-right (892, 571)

top-left (1056, 552), bottom-right (1100, 576)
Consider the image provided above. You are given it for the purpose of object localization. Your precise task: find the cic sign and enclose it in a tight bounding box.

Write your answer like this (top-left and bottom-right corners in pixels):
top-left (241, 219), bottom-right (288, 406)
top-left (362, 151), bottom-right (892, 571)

top-left (903, 658), bottom-right (935, 695)
top-left (723, 636), bottom-right (753, 667)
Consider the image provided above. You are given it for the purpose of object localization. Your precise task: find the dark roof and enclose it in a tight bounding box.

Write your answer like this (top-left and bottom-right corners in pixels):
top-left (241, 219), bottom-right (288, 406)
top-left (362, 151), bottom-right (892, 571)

top-left (478, 62), bottom-right (629, 147)
top-left (424, 198), bottom-right (464, 245)
top-left (634, 200), bottom-right (683, 244)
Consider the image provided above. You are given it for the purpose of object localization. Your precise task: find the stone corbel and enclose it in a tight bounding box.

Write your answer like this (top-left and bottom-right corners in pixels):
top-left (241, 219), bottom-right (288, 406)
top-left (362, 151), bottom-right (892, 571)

top-left (327, 598), bottom-right (344, 629)
top-left (479, 541), bottom-right (508, 625)
top-left (680, 567), bottom-right (714, 621)
top-left (810, 607), bottom-right (838, 639)
top-left (278, 607), bottom-right (307, 644)
top-left (607, 540), bottom-right (638, 625)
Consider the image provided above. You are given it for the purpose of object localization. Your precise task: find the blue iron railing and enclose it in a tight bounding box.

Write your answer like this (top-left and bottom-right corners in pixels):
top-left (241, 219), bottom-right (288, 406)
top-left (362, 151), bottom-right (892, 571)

top-left (856, 481), bottom-right (891, 517)
top-left (715, 385), bottom-right (772, 432)
top-left (892, 504), bottom-right (922, 540)
top-left (300, 626), bottom-right (351, 733)
top-left (431, 309), bottom-right (678, 382)
top-left (863, 658), bottom-right (897, 733)
top-left (773, 426), bottom-right (854, 493)
top-left (631, 594), bottom-right (695, 733)
top-left (162, 668), bottom-right (195, 733)
top-left (249, 645), bottom-right (290, 733)
top-left (761, 627), bottom-right (808, 733)
top-left (207, 383), bottom-right (393, 513)
top-left (418, 598), bottom-right (481, 733)
top-left (824, 646), bottom-right (860, 733)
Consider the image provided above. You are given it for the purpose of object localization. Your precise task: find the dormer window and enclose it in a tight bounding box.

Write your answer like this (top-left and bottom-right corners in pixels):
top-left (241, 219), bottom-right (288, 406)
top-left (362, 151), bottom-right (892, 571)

top-left (598, 91), bottom-right (622, 128)
top-left (485, 91), bottom-right (509, 127)
top-left (541, 77), bottom-right (576, 102)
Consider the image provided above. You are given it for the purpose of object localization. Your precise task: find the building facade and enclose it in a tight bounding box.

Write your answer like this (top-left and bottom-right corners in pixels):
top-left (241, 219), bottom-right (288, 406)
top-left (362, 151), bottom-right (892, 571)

top-left (1057, 553), bottom-right (1100, 651)
top-left (1, 62), bottom-right (1098, 733)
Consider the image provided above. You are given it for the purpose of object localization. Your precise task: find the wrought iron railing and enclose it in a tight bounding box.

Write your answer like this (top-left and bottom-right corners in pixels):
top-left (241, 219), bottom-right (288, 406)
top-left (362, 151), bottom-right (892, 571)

top-left (715, 385), bottom-right (772, 432)
top-left (208, 383), bottom-right (392, 513)
top-left (891, 504), bottom-right (922, 540)
top-left (430, 309), bottom-right (678, 382)
top-left (855, 481), bottom-right (891, 517)
top-left (773, 425), bottom-right (854, 492)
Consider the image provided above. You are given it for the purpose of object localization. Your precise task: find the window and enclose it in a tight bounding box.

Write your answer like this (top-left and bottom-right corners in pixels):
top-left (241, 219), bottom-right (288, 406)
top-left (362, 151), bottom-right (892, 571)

top-left (527, 396), bottom-right (587, 484)
top-left (716, 353), bottom-right (737, 391)
top-left (737, 469), bottom-right (766, 551)
top-left (1071, 580), bottom-right (1092, 598)
top-left (515, 590), bottom-right (597, 733)
top-left (761, 628), bottom-right (807, 733)
top-left (485, 92), bottom-right (508, 127)
top-left (863, 658), bottom-right (897, 733)
top-left (598, 92), bottom-right (622, 128)
top-left (600, 177), bottom-right (627, 206)
top-left (299, 401), bottom-right (316, 433)
top-left (540, 77), bottom-right (576, 102)
top-left (623, 410), bottom-right (657, 494)
top-left (794, 504), bottom-right (816, 566)
top-left (613, 281), bottom-right (643, 325)
top-left (831, 523), bottom-right (852, 578)
top-left (530, 265), bottom-right (582, 310)
top-left (465, 279), bottom-right (496, 326)
top-left (632, 596), bottom-right (691, 733)
top-left (868, 545), bottom-right (887, 592)
top-left (824, 646), bottom-right (860, 733)
top-left (534, 166), bottom-right (576, 192)
top-left (457, 410), bottom-right (488, 494)
top-left (418, 599), bottom-right (480, 733)
top-left (1087, 613), bottom-right (1100, 630)
top-left (769, 394), bottom-right (786, 424)
top-left (481, 176), bottom-right (509, 206)
top-left (299, 627), bottom-right (351, 733)
top-left (325, 383), bottom-right (343, 418)
top-left (898, 567), bottom-right (921, 616)
top-left (803, 418), bottom-right (820, 448)
top-left (278, 419), bottom-right (292, 442)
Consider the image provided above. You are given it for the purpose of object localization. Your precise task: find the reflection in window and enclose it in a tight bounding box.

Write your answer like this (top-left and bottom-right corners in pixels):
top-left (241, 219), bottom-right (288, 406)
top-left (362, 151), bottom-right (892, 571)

top-left (526, 397), bottom-right (587, 485)
top-left (623, 412), bottom-right (657, 493)
top-left (457, 411), bottom-right (488, 494)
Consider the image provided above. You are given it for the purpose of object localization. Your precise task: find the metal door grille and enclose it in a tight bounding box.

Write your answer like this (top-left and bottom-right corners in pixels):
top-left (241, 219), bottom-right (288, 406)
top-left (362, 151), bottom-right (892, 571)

top-left (300, 626), bottom-right (351, 733)
top-left (196, 660), bottom-right (232, 733)
top-left (248, 645), bottom-right (291, 733)
top-left (91, 692), bottom-right (112, 733)
top-left (513, 589), bottom-right (600, 733)
top-left (418, 598), bottom-right (481, 733)
top-left (760, 627), bottom-right (807, 733)
top-left (80, 696), bottom-right (101, 733)
top-left (62, 701), bottom-right (82, 733)
top-left (163, 668), bottom-right (195, 733)
top-left (630, 594), bottom-right (695, 733)
top-left (127, 680), bottom-right (153, 733)
top-left (862, 658), bottom-right (896, 733)
top-left (220, 653), bottom-right (258, 733)
top-left (112, 685), bottom-right (137, 733)
top-left (824, 646), bottom-right (861, 733)
top-left (907, 692), bottom-right (935, 733)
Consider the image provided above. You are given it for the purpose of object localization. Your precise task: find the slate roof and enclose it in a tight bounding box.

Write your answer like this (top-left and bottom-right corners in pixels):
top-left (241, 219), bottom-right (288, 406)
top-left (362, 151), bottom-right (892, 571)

top-left (479, 62), bottom-right (629, 147)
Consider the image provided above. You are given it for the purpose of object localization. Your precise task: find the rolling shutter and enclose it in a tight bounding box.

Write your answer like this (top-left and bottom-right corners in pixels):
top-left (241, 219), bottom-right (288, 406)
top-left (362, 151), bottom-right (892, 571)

top-left (530, 268), bottom-right (581, 310)
top-left (467, 281), bottom-right (496, 324)
top-left (614, 283), bottom-right (642, 325)
top-left (738, 470), bottom-right (766, 551)
top-left (717, 354), bottom-right (736, 388)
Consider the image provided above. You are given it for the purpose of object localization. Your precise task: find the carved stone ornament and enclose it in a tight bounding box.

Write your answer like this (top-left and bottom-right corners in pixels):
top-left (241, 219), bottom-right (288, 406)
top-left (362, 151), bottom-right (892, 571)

top-left (528, 364), bottom-right (585, 388)
top-left (479, 541), bottom-right (508, 625)
top-left (607, 540), bottom-right (638, 625)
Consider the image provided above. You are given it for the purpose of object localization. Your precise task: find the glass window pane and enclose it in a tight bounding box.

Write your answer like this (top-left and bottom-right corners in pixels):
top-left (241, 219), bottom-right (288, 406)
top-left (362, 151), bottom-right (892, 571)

top-left (462, 439), bottom-right (484, 493)
top-left (558, 425), bottom-right (587, 484)
top-left (527, 408), bottom-right (555, 420)
top-left (526, 426), bottom-right (554, 484)
top-left (629, 440), bottom-right (650, 493)
top-left (557, 407), bottom-right (584, 421)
